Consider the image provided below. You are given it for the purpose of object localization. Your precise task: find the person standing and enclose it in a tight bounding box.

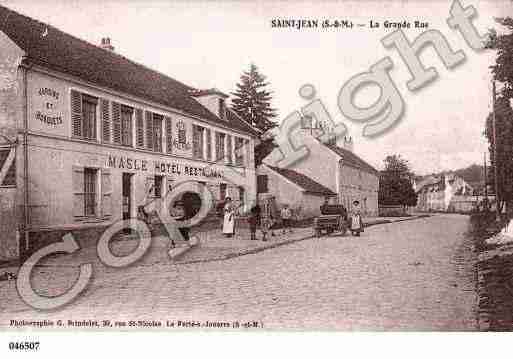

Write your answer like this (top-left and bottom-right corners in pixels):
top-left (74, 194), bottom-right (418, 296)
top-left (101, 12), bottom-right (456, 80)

top-left (248, 205), bottom-right (261, 241)
top-left (280, 204), bottom-right (293, 234)
top-left (350, 200), bottom-right (364, 236)
top-left (222, 197), bottom-right (236, 237)
top-left (170, 200), bottom-right (189, 247)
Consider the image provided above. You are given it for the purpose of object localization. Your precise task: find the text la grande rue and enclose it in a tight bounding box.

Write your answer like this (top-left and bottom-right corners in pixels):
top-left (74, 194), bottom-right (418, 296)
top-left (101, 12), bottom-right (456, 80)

top-left (370, 20), bottom-right (429, 29)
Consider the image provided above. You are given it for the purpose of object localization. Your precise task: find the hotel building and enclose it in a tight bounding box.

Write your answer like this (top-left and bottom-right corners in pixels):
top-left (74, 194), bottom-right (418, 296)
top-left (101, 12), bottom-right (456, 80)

top-left (0, 5), bottom-right (258, 260)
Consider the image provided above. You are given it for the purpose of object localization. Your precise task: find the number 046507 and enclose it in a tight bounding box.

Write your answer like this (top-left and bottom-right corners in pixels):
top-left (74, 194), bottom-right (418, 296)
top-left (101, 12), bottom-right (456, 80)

top-left (8, 342), bottom-right (40, 351)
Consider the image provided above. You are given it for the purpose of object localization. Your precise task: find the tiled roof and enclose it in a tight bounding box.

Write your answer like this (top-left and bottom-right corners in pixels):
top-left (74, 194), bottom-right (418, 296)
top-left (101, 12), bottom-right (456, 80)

top-left (323, 143), bottom-right (379, 175)
top-left (0, 4), bottom-right (257, 137)
top-left (267, 165), bottom-right (336, 196)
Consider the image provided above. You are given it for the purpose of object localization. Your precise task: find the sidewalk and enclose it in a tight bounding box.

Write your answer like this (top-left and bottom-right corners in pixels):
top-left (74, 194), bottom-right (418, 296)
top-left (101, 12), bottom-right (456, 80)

top-left (0, 214), bottom-right (429, 275)
top-left (177, 214), bottom-right (430, 264)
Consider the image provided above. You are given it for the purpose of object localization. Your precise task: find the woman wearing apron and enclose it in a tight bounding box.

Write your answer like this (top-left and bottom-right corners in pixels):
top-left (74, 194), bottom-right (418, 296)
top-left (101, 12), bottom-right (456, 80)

top-left (350, 200), bottom-right (364, 236)
top-left (222, 197), bottom-right (236, 237)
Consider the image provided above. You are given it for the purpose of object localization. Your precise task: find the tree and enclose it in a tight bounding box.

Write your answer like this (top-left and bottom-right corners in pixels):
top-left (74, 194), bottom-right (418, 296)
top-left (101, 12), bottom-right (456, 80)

top-left (485, 18), bottom-right (513, 211)
top-left (484, 96), bottom-right (513, 209)
top-left (488, 18), bottom-right (513, 99)
top-left (379, 155), bottom-right (417, 208)
top-left (231, 64), bottom-right (277, 132)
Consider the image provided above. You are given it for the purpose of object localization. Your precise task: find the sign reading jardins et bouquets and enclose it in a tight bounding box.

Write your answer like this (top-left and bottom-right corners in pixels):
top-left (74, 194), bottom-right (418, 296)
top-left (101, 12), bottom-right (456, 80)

top-left (35, 87), bottom-right (63, 125)
top-left (106, 155), bottom-right (224, 179)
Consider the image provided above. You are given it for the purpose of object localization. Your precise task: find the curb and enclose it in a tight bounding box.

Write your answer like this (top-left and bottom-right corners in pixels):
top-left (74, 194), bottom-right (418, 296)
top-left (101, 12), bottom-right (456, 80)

top-left (176, 214), bottom-right (430, 265)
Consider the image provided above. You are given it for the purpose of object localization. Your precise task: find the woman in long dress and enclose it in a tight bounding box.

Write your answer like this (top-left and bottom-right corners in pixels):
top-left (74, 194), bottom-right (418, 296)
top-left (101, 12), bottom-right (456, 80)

top-left (350, 200), bottom-right (364, 236)
top-left (222, 197), bottom-right (235, 237)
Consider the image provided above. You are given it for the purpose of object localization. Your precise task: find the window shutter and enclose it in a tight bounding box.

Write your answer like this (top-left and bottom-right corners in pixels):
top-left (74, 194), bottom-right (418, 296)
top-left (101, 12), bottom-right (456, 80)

top-left (136, 108), bottom-right (144, 148)
top-left (165, 116), bottom-right (172, 153)
top-left (146, 176), bottom-right (155, 200)
top-left (101, 98), bottom-right (111, 143)
top-left (193, 125), bottom-right (200, 158)
top-left (206, 129), bottom-right (212, 161)
top-left (101, 169), bottom-right (112, 217)
top-left (72, 166), bottom-right (85, 217)
top-left (226, 135), bottom-right (232, 164)
top-left (71, 90), bottom-right (82, 137)
top-left (112, 102), bottom-right (121, 144)
top-left (145, 111), bottom-right (154, 150)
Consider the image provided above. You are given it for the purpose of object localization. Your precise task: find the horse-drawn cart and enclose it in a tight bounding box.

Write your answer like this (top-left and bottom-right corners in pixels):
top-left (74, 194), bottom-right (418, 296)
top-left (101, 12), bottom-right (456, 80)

top-left (313, 204), bottom-right (348, 237)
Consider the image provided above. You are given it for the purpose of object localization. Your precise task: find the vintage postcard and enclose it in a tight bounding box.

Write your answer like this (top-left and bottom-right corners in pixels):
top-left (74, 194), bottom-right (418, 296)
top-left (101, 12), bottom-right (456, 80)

top-left (1, 0), bottom-right (513, 354)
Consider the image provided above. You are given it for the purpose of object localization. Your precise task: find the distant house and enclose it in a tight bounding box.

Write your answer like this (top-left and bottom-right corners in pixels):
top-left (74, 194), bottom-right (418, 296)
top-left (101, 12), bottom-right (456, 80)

top-left (415, 173), bottom-right (475, 212)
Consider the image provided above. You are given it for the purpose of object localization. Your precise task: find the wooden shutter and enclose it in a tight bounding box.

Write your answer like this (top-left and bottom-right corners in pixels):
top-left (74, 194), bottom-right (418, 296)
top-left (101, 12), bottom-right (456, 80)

top-left (101, 169), bottom-right (112, 217)
top-left (206, 129), bottom-right (212, 161)
top-left (146, 176), bottom-right (155, 200)
top-left (112, 102), bottom-right (121, 144)
top-left (145, 111), bottom-right (154, 150)
top-left (192, 125), bottom-right (200, 158)
top-left (72, 166), bottom-right (85, 217)
top-left (226, 135), bottom-right (232, 164)
top-left (71, 90), bottom-right (83, 137)
top-left (136, 108), bottom-right (144, 148)
top-left (101, 98), bottom-right (111, 143)
top-left (165, 116), bottom-right (172, 153)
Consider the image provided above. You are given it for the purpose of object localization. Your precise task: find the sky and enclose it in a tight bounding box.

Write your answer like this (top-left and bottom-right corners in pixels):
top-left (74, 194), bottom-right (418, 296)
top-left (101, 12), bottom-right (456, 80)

top-left (2, 0), bottom-right (512, 175)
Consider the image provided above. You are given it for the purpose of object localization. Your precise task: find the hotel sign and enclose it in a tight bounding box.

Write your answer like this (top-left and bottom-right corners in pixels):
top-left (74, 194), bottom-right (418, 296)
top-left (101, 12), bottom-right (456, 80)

top-left (106, 155), bottom-right (224, 179)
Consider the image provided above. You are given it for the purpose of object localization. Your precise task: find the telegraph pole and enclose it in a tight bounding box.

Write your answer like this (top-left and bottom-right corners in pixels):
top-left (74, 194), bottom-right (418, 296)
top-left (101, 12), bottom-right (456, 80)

top-left (492, 80), bottom-right (500, 219)
top-left (484, 152), bottom-right (488, 199)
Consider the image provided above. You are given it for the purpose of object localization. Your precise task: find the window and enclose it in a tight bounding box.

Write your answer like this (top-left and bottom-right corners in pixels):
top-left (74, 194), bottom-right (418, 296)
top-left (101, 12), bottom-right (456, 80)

top-left (220, 183), bottom-right (227, 201)
top-left (121, 105), bottom-right (133, 147)
top-left (234, 137), bottom-right (245, 166)
top-left (71, 91), bottom-right (98, 140)
top-left (193, 125), bottom-right (205, 159)
top-left (153, 113), bottom-right (163, 152)
top-left (84, 168), bottom-right (97, 216)
top-left (82, 95), bottom-right (97, 140)
top-left (154, 175), bottom-right (163, 198)
top-left (216, 132), bottom-right (225, 162)
top-left (257, 175), bottom-right (268, 193)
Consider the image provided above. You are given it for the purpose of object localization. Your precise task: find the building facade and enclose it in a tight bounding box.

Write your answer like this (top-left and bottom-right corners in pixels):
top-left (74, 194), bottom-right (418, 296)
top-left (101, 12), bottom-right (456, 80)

top-left (0, 5), bottom-right (258, 260)
top-left (257, 164), bottom-right (337, 219)
top-left (415, 173), bottom-right (474, 212)
top-left (262, 125), bottom-right (379, 216)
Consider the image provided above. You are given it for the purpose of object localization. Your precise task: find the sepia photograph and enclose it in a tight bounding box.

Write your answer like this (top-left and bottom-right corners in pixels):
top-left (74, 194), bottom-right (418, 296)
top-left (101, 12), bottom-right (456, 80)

top-left (1, 0), bottom-right (513, 355)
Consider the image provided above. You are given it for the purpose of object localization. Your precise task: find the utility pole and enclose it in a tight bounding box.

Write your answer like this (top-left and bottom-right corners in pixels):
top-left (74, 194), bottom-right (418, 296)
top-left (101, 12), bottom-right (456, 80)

top-left (492, 80), bottom-right (500, 219)
top-left (484, 152), bottom-right (488, 198)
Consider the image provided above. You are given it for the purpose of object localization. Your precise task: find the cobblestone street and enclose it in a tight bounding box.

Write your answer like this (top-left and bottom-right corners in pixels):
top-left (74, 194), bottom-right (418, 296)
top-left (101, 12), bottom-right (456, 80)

top-left (0, 214), bottom-right (478, 330)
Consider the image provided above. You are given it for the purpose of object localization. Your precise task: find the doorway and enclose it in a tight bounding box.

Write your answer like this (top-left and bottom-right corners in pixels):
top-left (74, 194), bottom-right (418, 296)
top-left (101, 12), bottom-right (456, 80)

top-left (122, 173), bottom-right (133, 221)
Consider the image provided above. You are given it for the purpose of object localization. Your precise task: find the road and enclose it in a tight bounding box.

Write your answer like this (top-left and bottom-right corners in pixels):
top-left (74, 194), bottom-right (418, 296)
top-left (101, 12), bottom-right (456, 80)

top-left (0, 214), bottom-right (478, 330)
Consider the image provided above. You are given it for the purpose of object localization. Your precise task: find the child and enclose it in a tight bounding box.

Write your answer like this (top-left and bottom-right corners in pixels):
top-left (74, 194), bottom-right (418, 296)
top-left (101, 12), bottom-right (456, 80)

top-left (280, 204), bottom-right (293, 234)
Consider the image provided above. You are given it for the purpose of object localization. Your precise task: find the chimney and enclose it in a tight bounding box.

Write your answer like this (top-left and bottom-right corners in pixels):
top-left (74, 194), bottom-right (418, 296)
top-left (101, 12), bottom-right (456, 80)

top-left (100, 37), bottom-right (114, 51)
